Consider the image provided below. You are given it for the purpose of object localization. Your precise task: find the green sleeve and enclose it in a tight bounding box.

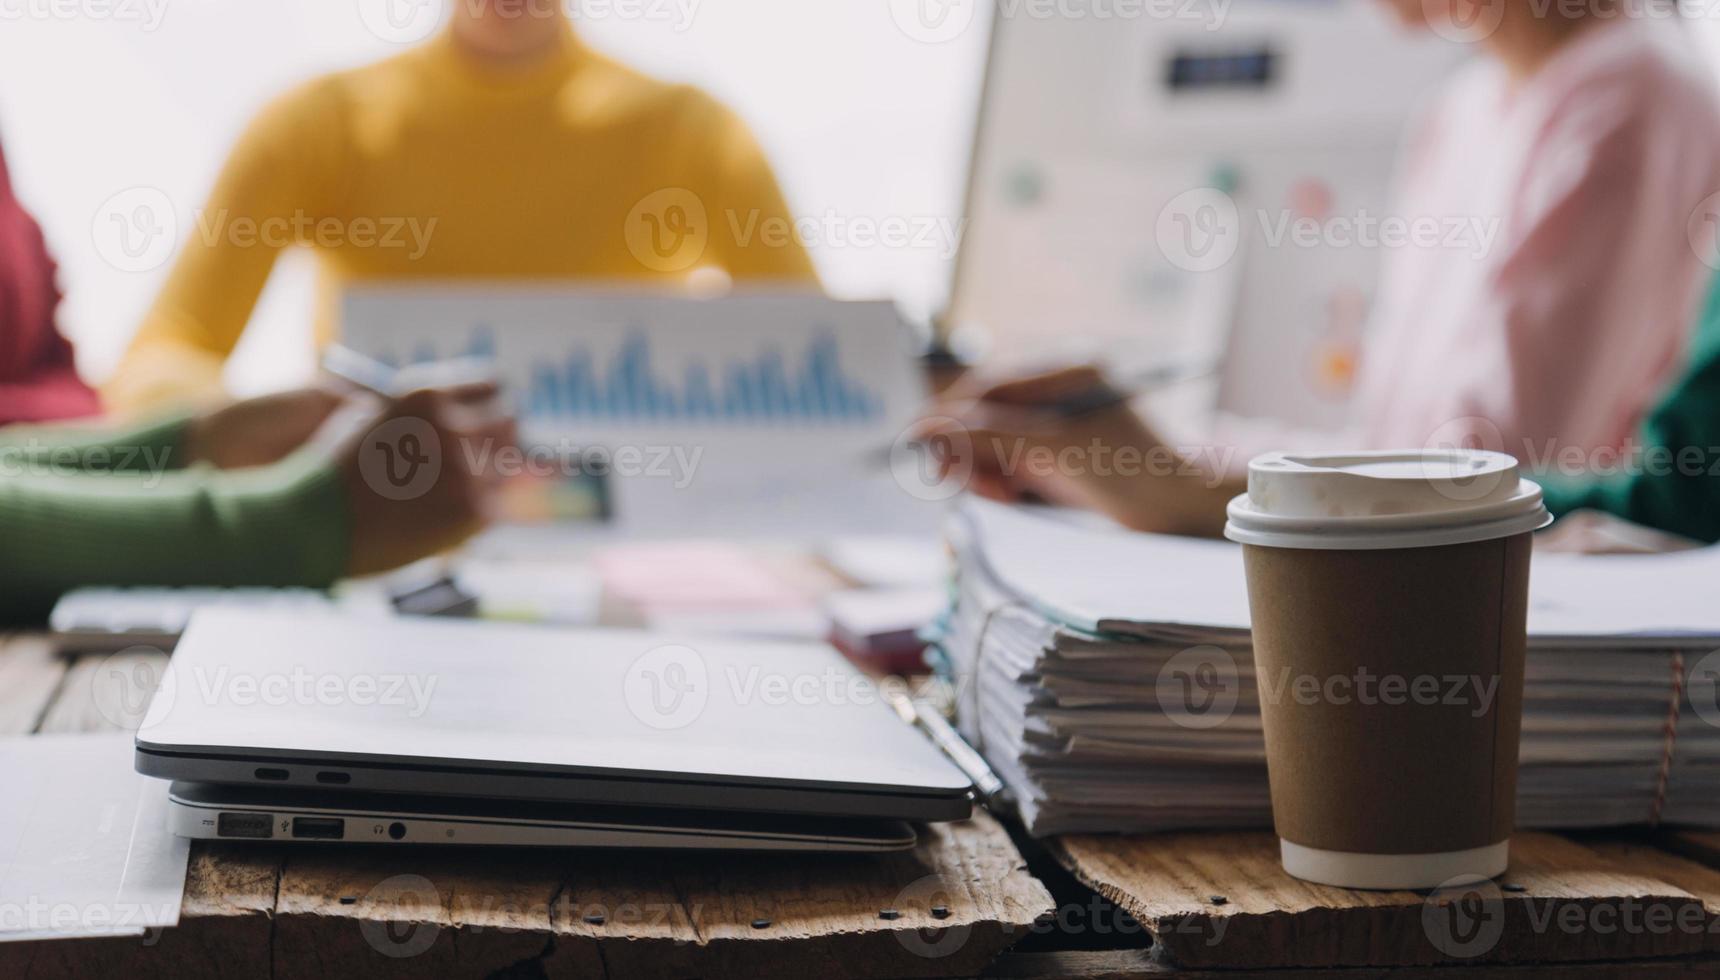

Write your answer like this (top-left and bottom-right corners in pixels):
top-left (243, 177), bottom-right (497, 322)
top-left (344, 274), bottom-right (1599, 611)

top-left (0, 413), bottom-right (192, 474)
top-left (0, 449), bottom-right (350, 626)
top-left (1537, 275), bottom-right (1720, 543)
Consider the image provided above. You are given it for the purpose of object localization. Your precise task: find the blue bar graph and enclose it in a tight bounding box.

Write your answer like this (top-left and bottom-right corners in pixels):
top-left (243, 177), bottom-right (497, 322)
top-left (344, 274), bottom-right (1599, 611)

top-left (386, 325), bottom-right (883, 425)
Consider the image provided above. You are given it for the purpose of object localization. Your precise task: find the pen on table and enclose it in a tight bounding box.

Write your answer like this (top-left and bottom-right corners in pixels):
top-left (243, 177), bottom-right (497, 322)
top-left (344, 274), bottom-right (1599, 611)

top-left (321, 344), bottom-right (399, 397)
top-left (886, 688), bottom-right (1011, 810)
top-left (952, 360), bottom-right (1213, 424)
top-left (870, 361), bottom-right (1213, 467)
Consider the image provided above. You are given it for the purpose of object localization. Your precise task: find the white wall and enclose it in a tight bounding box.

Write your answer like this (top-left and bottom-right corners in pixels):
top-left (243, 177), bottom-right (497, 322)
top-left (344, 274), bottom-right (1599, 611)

top-left (0, 0), bottom-right (991, 396)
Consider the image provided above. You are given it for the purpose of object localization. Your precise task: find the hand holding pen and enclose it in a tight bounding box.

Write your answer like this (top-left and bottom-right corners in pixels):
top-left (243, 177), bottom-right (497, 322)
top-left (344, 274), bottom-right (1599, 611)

top-left (913, 363), bottom-right (1233, 537)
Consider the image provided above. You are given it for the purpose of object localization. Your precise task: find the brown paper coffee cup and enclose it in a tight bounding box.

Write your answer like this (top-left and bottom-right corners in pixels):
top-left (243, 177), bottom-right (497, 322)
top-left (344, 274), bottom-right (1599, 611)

top-left (1225, 451), bottom-right (1549, 890)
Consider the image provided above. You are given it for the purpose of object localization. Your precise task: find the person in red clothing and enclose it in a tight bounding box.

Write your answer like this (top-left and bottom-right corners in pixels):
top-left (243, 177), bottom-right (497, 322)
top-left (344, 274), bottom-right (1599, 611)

top-left (0, 134), bottom-right (102, 425)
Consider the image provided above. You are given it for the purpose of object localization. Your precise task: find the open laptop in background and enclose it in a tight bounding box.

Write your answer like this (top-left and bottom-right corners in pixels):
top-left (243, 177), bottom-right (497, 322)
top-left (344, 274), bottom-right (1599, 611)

top-left (135, 611), bottom-right (973, 833)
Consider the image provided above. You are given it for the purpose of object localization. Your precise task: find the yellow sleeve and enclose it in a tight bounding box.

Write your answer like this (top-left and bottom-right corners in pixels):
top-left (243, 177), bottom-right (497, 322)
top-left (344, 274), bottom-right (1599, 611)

top-left (677, 92), bottom-right (821, 288)
top-left (103, 80), bottom-right (347, 416)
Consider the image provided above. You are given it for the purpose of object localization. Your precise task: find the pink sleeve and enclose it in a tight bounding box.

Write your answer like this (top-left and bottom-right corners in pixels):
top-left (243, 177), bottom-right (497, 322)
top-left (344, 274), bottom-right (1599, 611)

top-left (1475, 105), bottom-right (1712, 457)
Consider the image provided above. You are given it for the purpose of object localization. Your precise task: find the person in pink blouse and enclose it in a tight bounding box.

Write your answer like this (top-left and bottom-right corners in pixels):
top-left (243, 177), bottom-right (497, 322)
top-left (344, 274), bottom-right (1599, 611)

top-left (0, 135), bottom-right (101, 426)
top-left (924, 6), bottom-right (1720, 536)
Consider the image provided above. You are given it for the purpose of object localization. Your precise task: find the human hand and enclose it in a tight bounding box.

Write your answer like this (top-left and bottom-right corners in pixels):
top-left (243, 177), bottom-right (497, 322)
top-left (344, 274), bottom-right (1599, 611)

top-left (183, 386), bottom-right (347, 470)
top-left (916, 365), bottom-right (1234, 536)
top-left (320, 381), bottom-right (519, 577)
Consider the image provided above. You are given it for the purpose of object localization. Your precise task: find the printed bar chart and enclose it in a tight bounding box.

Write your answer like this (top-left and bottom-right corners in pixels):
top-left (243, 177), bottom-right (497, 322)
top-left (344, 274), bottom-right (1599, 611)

top-left (382, 325), bottom-right (882, 425)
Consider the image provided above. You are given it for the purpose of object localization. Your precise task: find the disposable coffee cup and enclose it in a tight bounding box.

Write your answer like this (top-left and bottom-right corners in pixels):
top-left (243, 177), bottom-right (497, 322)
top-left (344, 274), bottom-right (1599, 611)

top-left (1224, 450), bottom-right (1550, 891)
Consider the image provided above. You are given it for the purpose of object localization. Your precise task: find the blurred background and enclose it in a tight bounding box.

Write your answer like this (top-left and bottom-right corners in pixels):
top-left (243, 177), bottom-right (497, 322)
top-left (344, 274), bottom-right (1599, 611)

top-left (7, 0), bottom-right (1720, 422)
top-left (0, 0), bottom-right (990, 395)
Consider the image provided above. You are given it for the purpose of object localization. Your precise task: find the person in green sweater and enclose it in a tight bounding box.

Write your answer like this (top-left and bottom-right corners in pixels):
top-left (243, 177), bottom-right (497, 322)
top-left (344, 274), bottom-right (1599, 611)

top-left (1536, 272), bottom-right (1720, 543)
top-left (0, 382), bottom-right (515, 625)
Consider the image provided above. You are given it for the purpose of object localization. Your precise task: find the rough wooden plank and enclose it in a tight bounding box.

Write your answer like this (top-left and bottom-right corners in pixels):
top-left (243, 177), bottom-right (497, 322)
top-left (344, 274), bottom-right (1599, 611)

top-left (0, 633), bottom-right (71, 735)
top-left (34, 648), bottom-right (171, 735)
top-left (986, 950), bottom-right (1720, 979)
top-left (619, 812), bottom-right (1053, 980)
top-left (250, 812), bottom-right (1047, 980)
top-left (1051, 832), bottom-right (1720, 970)
top-left (267, 844), bottom-right (602, 980)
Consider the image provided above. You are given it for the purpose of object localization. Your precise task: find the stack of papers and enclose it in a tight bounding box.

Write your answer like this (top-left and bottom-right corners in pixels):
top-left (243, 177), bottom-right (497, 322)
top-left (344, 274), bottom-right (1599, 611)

top-left (930, 500), bottom-right (1720, 837)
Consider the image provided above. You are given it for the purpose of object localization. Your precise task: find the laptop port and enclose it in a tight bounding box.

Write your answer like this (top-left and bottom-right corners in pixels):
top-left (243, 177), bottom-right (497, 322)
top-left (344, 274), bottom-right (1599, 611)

top-left (315, 771), bottom-right (350, 785)
top-left (217, 812), bottom-right (274, 839)
top-left (388, 822), bottom-right (407, 840)
top-left (292, 817), bottom-right (344, 840)
top-left (254, 768), bottom-right (289, 781)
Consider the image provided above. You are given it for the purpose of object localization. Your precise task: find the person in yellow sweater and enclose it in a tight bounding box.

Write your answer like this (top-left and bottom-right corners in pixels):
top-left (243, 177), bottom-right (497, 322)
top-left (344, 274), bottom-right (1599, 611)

top-left (105, 2), bottom-right (818, 414)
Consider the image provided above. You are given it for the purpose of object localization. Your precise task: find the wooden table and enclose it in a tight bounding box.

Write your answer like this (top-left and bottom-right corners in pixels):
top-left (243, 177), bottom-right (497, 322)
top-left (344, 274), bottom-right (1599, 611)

top-left (7, 631), bottom-right (1720, 978)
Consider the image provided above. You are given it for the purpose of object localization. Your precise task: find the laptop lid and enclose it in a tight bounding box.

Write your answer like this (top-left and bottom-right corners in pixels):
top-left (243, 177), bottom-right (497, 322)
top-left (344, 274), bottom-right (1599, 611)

top-left (135, 611), bottom-right (972, 815)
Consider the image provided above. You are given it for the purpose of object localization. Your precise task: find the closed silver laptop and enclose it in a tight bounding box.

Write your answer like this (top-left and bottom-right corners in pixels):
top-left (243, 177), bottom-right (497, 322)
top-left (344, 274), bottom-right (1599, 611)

top-left (136, 611), bottom-right (973, 822)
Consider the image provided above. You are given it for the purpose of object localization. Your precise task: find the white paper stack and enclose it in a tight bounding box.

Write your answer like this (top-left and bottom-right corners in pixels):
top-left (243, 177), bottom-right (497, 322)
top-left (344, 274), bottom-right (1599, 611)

top-left (929, 499), bottom-right (1720, 837)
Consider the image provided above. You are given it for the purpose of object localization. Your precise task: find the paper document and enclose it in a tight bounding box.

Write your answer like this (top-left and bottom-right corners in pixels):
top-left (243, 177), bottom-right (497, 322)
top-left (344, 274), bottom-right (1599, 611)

top-left (962, 498), bottom-right (1720, 642)
top-left (342, 289), bottom-right (943, 538)
top-left (0, 734), bottom-right (190, 942)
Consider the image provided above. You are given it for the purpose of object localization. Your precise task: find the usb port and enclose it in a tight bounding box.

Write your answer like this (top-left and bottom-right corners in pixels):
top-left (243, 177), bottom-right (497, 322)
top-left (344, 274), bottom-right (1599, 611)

top-left (292, 817), bottom-right (344, 840)
top-left (217, 812), bottom-right (274, 839)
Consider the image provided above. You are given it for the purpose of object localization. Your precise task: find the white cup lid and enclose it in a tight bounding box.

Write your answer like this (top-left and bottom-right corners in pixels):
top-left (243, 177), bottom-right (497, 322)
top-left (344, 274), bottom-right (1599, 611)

top-left (1224, 450), bottom-right (1551, 551)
